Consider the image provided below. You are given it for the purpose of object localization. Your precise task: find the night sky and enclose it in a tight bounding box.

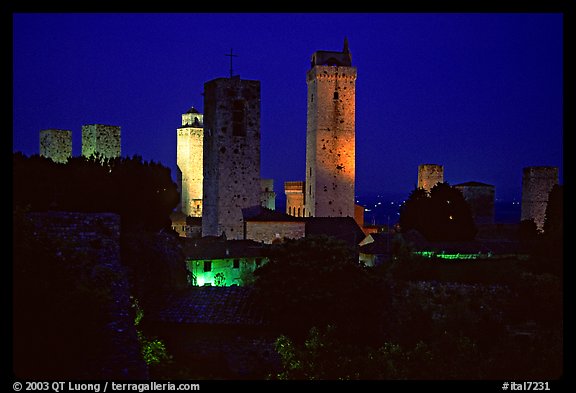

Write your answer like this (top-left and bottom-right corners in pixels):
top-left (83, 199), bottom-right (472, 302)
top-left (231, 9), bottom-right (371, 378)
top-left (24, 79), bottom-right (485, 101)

top-left (13, 13), bottom-right (563, 201)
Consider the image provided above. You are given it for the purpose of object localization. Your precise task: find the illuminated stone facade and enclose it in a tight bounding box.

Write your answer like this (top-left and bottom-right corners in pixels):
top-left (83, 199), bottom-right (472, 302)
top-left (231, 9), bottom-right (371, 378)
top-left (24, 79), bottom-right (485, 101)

top-left (260, 178), bottom-right (276, 210)
top-left (418, 164), bottom-right (444, 192)
top-left (39, 129), bottom-right (72, 163)
top-left (305, 39), bottom-right (356, 218)
top-left (284, 181), bottom-right (305, 217)
top-left (521, 166), bottom-right (558, 230)
top-left (454, 181), bottom-right (495, 225)
top-left (202, 76), bottom-right (261, 239)
top-left (81, 124), bottom-right (121, 159)
top-left (177, 107), bottom-right (204, 217)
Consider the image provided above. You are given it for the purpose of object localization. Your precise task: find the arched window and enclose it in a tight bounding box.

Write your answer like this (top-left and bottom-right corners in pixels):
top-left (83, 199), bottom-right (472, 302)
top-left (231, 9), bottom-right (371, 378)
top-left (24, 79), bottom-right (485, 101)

top-left (298, 207), bottom-right (301, 217)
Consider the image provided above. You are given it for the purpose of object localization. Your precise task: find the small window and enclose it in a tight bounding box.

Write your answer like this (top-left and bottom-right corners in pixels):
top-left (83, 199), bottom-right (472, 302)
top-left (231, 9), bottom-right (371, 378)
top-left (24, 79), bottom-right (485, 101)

top-left (233, 259), bottom-right (240, 269)
top-left (203, 261), bottom-right (212, 272)
top-left (298, 207), bottom-right (301, 217)
top-left (333, 91), bottom-right (339, 100)
top-left (311, 94), bottom-right (314, 103)
top-left (232, 100), bottom-right (246, 136)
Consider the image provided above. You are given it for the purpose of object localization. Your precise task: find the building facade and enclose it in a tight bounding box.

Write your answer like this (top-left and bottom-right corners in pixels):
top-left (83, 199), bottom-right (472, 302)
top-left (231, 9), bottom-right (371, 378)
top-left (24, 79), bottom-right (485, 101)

top-left (285, 181), bottom-right (305, 217)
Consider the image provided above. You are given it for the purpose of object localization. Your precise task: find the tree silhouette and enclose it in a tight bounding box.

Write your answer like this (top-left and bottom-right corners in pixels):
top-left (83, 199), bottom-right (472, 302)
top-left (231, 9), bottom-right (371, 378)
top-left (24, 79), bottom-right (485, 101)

top-left (13, 153), bottom-right (178, 232)
top-left (399, 182), bottom-right (477, 241)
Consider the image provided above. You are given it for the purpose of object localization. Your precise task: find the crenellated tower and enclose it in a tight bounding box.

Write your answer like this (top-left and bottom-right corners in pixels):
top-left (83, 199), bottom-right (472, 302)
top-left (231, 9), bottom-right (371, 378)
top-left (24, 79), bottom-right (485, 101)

top-left (305, 38), bottom-right (357, 217)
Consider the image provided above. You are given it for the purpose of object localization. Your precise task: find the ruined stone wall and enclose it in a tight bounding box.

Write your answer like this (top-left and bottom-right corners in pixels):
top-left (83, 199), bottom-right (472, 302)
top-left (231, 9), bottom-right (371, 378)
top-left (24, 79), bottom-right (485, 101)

top-left (202, 77), bottom-right (261, 239)
top-left (455, 184), bottom-right (495, 225)
top-left (418, 164), bottom-right (444, 192)
top-left (521, 166), bottom-right (558, 230)
top-left (260, 178), bottom-right (276, 210)
top-left (245, 221), bottom-right (305, 244)
top-left (285, 181), bottom-right (305, 217)
top-left (27, 211), bottom-right (148, 379)
top-left (177, 111), bottom-right (204, 217)
top-left (39, 129), bottom-right (72, 164)
top-left (305, 64), bottom-right (356, 218)
top-left (82, 124), bottom-right (121, 159)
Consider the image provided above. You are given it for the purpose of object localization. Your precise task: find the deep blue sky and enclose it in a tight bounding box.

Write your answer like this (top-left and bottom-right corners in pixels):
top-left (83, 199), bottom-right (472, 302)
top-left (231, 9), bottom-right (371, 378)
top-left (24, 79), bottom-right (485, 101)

top-left (13, 13), bottom-right (563, 201)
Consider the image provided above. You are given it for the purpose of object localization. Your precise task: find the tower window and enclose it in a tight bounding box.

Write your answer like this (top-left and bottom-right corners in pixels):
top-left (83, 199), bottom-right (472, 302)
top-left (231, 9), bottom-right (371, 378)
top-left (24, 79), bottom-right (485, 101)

top-left (311, 94), bottom-right (314, 103)
top-left (232, 100), bottom-right (246, 136)
top-left (297, 207), bottom-right (301, 217)
top-left (333, 91), bottom-right (339, 100)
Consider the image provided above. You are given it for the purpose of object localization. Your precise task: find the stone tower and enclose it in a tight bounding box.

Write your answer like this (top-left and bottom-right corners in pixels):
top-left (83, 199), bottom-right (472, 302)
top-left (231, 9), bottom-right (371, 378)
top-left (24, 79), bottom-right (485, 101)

top-left (39, 129), bottom-right (72, 163)
top-left (260, 179), bottom-right (276, 210)
top-left (454, 181), bottom-right (495, 225)
top-left (177, 107), bottom-right (204, 217)
top-left (305, 38), bottom-right (357, 218)
top-left (285, 181), bottom-right (305, 217)
top-left (82, 124), bottom-right (121, 159)
top-left (521, 166), bottom-right (558, 230)
top-left (418, 164), bottom-right (444, 192)
top-left (202, 76), bottom-right (261, 239)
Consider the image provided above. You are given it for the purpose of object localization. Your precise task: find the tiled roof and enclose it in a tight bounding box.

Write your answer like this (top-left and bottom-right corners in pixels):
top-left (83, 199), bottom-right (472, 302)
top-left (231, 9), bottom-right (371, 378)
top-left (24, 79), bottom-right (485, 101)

top-left (304, 217), bottom-right (364, 248)
top-left (242, 205), bottom-right (301, 222)
top-left (182, 237), bottom-right (269, 260)
top-left (147, 287), bottom-right (264, 326)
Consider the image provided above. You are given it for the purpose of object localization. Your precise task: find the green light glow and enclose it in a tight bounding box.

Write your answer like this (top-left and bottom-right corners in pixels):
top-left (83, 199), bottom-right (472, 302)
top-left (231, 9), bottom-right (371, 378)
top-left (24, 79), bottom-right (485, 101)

top-left (414, 251), bottom-right (490, 260)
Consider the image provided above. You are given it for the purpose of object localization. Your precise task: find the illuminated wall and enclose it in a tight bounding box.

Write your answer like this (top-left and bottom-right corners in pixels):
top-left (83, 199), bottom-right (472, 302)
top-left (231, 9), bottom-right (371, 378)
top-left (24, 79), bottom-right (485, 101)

top-left (81, 124), bottom-right (121, 159)
top-left (305, 39), bottom-right (356, 218)
top-left (245, 221), bottom-right (305, 244)
top-left (177, 107), bottom-right (204, 217)
top-left (39, 129), bottom-right (72, 163)
top-left (186, 257), bottom-right (267, 287)
top-left (202, 77), bottom-right (261, 239)
top-left (285, 181), bottom-right (305, 217)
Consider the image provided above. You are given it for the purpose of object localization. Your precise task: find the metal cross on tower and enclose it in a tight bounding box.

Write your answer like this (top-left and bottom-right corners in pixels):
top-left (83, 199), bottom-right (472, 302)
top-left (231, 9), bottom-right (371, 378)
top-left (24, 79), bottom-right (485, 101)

top-left (225, 48), bottom-right (238, 78)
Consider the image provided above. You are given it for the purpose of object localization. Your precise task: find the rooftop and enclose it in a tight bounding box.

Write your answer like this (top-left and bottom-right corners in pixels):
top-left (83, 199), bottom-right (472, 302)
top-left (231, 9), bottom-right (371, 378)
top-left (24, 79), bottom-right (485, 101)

top-left (146, 287), bottom-right (264, 326)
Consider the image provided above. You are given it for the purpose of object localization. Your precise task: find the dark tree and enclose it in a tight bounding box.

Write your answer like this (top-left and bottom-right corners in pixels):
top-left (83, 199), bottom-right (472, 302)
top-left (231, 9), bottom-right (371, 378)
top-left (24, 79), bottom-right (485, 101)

top-left (399, 182), bottom-right (477, 241)
top-left (12, 153), bottom-right (179, 232)
top-left (253, 236), bottom-right (388, 345)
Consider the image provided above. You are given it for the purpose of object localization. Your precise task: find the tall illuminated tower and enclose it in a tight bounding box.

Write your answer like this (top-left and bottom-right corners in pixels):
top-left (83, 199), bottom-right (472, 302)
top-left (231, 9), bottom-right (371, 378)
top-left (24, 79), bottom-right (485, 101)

top-left (305, 38), bottom-right (357, 218)
top-left (177, 107), bottom-right (204, 217)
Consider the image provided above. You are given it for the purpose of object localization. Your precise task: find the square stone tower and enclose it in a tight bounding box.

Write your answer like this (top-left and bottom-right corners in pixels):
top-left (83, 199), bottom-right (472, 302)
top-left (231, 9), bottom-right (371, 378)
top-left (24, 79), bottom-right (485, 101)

top-left (39, 129), bottom-right (72, 163)
top-left (521, 166), bottom-right (558, 230)
top-left (305, 38), bottom-right (357, 218)
top-left (202, 76), bottom-right (261, 239)
top-left (82, 124), bottom-right (121, 159)
top-left (177, 107), bottom-right (204, 217)
top-left (418, 164), bottom-right (444, 192)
